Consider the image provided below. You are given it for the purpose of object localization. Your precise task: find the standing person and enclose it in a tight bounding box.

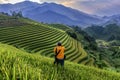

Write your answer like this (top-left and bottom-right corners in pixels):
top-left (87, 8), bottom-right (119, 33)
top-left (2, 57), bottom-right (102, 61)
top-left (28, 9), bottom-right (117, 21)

top-left (54, 42), bottom-right (65, 66)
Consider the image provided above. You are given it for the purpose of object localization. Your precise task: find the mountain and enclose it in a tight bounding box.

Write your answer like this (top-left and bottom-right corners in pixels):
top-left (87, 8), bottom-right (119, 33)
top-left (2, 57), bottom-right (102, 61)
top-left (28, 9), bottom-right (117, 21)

top-left (84, 24), bottom-right (120, 42)
top-left (0, 1), bottom-right (40, 14)
top-left (0, 1), bottom-right (102, 27)
top-left (102, 14), bottom-right (120, 26)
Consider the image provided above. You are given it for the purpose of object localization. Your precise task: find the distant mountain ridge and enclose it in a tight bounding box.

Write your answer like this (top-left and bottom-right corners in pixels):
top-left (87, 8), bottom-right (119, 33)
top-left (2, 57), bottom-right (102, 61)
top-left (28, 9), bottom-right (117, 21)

top-left (102, 14), bottom-right (120, 26)
top-left (0, 1), bottom-right (102, 27)
top-left (1, 1), bottom-right (120, 27)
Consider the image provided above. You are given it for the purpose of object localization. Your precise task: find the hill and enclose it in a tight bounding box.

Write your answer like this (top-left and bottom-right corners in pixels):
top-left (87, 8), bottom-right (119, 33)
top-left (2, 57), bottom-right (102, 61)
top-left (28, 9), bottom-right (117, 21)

top-left (84, 24), bottom-right (120, 46)
top-left (0, 43), bottom-right (120, 80)
top-left (0, 1), bottom-right (102, 27)
top-left (0, 14), bottom-right (94, 66)
top-left (84, 24), bottom-right (120, 71)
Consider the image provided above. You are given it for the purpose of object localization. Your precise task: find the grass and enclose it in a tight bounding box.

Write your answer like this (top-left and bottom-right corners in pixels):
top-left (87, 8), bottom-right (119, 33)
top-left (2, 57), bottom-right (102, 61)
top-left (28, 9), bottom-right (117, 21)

top-left (0, 43), bottom-right (120, 80)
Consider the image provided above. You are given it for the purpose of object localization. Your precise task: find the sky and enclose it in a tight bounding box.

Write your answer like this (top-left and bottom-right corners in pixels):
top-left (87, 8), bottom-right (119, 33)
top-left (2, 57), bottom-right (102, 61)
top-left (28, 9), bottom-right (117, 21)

top-left (0, 0), bottom-right (120, 16)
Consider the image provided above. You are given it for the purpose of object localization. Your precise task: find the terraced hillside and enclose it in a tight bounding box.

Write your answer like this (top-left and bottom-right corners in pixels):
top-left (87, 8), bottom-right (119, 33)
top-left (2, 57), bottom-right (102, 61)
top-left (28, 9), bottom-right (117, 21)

top-left (0, 23), bottom-right (93, 65)
top-left (0, 43), bottom-right (120, 80)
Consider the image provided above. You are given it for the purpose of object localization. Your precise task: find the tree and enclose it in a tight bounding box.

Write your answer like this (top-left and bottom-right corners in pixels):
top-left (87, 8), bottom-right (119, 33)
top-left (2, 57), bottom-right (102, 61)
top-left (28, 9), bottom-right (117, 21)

top-left (17, 11), bottom-right (23, 17)
top-left (11, 11), bottom-right (23, 18)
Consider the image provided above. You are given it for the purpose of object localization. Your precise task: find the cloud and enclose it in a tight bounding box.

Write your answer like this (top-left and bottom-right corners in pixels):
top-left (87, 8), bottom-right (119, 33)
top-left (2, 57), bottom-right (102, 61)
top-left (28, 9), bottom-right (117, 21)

top-left (0, 0), bottom-right (9, 3)
top-left (0, 0), bottom-right (41, 4)
top-left (95, 4), bottom-right (120, 16)
top-left (94, 0), bottom-right (120, 16)
top-left (0, 0), bottom-right (25, 4)
top-left (0, 0), bottom-right (3, 3)
top-left (60, 1), bottom-right (74, 6)
top-left (58, 0), bottom-right (120, 16)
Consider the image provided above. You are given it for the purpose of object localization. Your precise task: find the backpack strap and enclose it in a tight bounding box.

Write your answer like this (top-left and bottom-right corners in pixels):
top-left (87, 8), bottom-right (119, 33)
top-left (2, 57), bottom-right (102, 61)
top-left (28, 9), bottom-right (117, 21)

top-left (55, 47), bottom-right (61, 57)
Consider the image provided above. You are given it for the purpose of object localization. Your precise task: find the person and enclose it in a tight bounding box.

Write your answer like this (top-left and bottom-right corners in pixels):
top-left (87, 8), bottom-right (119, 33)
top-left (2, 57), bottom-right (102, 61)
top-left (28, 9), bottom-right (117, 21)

top-left (54, 42), bottom-right (65, 66)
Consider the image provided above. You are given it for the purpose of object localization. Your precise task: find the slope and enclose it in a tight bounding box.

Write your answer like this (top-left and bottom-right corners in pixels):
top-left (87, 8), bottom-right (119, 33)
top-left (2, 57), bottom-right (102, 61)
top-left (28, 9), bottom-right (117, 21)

top-left (0, 43), bottom-right (120, 80)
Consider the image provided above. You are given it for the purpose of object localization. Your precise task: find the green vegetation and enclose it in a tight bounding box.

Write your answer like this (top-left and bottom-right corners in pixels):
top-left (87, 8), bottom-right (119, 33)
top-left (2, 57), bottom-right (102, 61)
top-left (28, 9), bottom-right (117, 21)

top-left (0, 14), bottom-right (92, 67)
top-left (84, 24), bottom-right (120, 71)
top-left (0, 43), bottom-right (120, 80)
